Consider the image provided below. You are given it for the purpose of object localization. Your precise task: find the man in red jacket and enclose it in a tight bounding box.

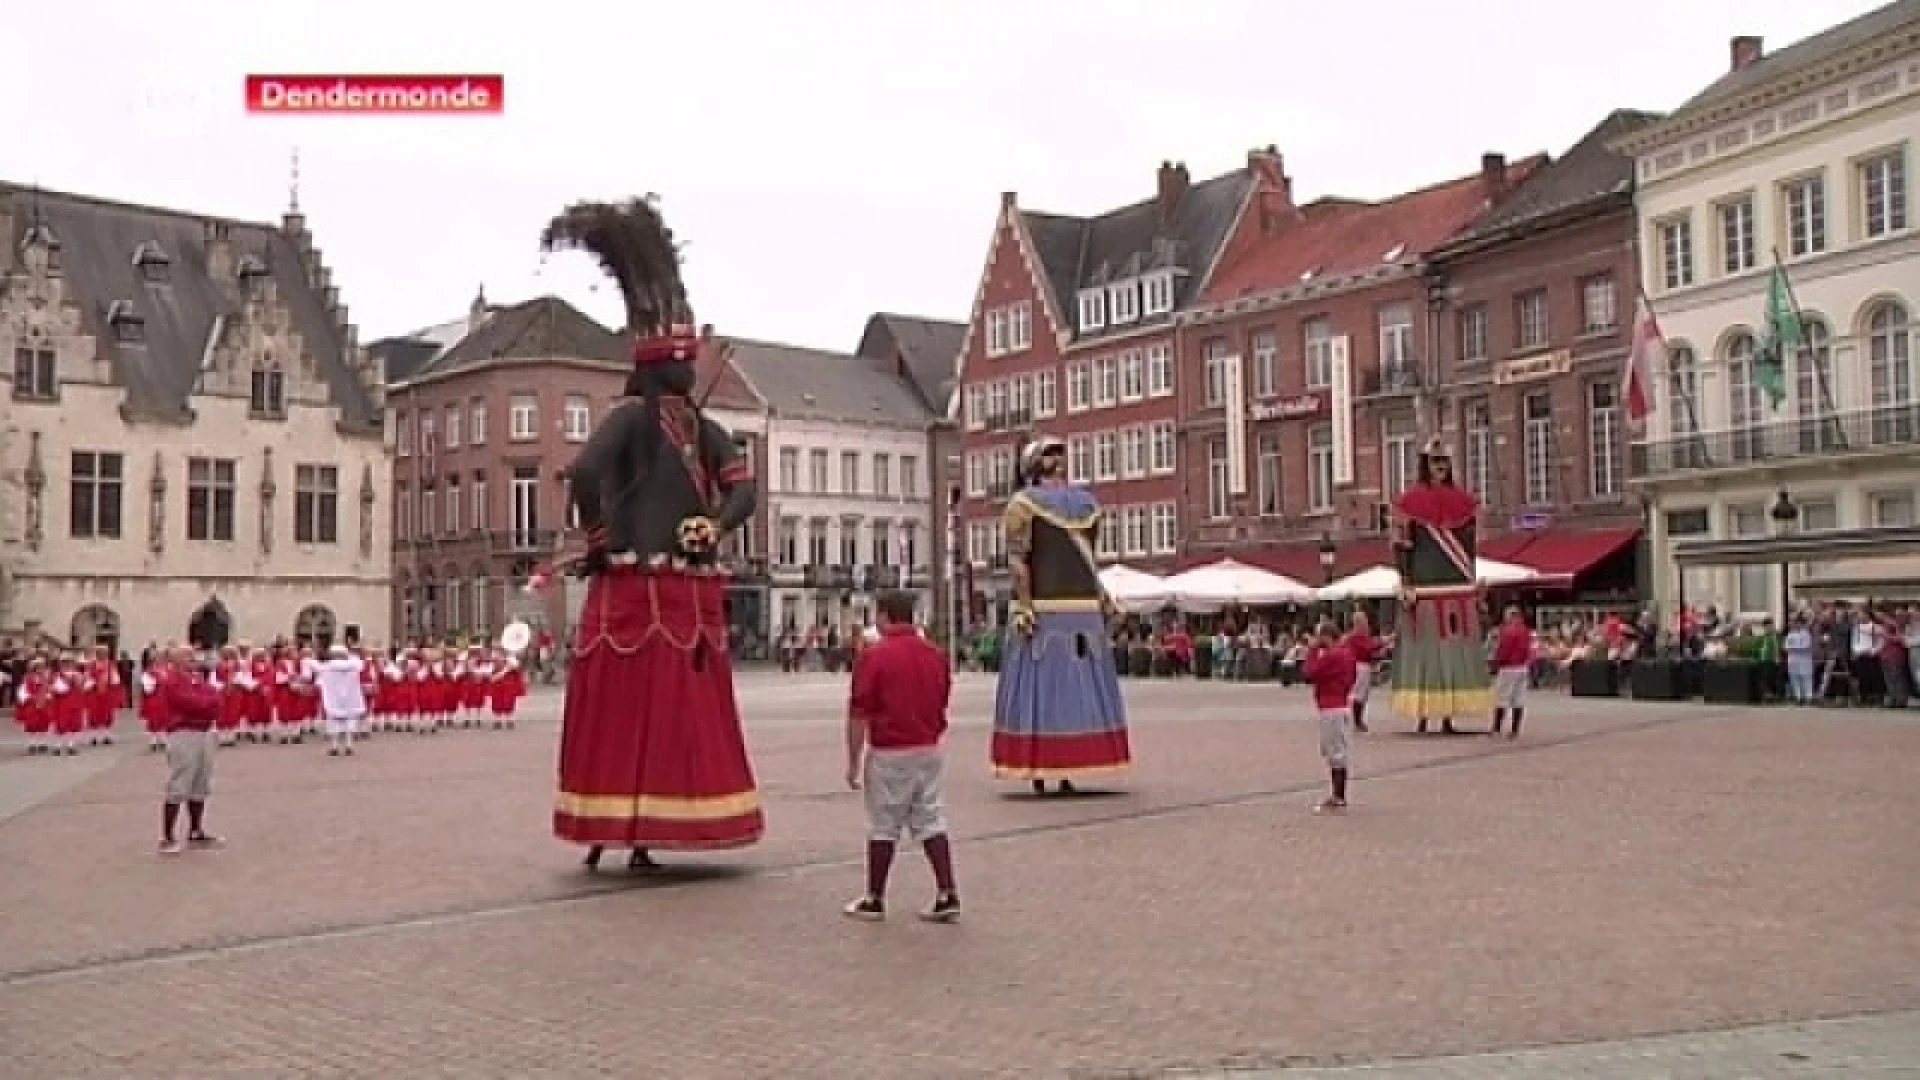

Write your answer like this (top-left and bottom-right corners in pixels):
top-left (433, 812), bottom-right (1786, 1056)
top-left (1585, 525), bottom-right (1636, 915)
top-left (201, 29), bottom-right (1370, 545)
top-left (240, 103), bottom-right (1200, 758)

top-left (1490, 606), bottom-right (1535, 739)
top-left (1302, 619), bottom-right (1359, 814)
top-left (842, 590), bottom-right (959, 923)
top-left (158, 647), bottom-right (226, 855)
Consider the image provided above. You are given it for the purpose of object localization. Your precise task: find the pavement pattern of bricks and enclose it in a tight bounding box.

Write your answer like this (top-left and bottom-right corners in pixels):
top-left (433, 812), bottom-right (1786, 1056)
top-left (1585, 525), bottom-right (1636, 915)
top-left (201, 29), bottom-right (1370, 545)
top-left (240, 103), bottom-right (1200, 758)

top-left (0, 673), bottom-right (1916, 1079)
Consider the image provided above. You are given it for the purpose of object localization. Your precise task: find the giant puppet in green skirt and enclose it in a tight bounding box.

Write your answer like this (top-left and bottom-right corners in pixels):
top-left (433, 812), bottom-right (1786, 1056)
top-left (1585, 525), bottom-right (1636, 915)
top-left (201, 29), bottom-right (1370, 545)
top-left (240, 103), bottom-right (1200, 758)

top-left (1390, 440), bottom-right (1492, 733)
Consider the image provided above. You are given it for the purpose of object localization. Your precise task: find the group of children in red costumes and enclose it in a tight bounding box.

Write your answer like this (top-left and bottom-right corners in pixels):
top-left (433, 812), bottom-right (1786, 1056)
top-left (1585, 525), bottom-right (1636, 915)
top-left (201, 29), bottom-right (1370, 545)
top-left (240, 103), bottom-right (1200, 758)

top-left (10, 646), bottom-right (126, 755)
top-left (13, 641), bottom-right (527, 753)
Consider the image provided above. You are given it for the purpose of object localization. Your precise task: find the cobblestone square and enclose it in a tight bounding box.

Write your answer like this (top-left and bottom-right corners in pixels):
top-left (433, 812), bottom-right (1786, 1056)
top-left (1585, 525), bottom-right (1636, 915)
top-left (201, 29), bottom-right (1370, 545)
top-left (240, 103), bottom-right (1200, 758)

top-left (1, 674), bottom-right (1916, 1078)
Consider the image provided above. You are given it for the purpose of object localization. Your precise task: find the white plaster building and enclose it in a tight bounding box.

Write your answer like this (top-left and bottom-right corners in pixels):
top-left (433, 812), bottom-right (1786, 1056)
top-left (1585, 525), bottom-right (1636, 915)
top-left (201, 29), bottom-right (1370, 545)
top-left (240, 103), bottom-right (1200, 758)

top-left (0, 184), bottom-right (391, 654)
top-left (1621, 4), bottom-right (1920, 618)
top-left (722, 338), bottom-right (937, 632)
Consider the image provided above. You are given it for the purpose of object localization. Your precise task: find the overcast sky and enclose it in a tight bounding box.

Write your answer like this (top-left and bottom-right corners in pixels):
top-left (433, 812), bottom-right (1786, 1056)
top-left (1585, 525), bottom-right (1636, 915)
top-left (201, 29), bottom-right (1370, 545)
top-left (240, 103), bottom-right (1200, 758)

top-left (3, 0), bottom-right (1885, 351)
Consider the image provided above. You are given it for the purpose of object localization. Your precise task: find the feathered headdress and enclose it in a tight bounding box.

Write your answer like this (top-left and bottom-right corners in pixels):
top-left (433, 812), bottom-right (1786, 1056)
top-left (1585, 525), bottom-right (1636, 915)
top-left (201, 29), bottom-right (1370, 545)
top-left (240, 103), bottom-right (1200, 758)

top-left (540, 195), bottom-right (696, 366)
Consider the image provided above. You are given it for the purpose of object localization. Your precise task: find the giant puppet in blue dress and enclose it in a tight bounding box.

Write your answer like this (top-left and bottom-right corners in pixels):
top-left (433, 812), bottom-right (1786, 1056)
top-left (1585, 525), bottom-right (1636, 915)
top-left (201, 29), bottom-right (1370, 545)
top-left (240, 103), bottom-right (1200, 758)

top-left (990, 435), bottom-right (1131, 795)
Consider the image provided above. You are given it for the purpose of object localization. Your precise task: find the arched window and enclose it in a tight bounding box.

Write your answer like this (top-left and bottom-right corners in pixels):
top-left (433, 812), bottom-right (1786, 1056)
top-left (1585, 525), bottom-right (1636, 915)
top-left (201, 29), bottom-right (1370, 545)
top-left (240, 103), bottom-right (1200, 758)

top-left (1868, 301), bottom-right (1914, 444)
top-left (1666, 344), bottom-right (1699, 436)
top-left (1794, 319), bottom-right (1837, 451)
top-left (1723, 332), bottom-right (1767, 462)
top-left (71, 604), bottom-right (121, 652)
top-left (294, 605), bottom-right (337, 649)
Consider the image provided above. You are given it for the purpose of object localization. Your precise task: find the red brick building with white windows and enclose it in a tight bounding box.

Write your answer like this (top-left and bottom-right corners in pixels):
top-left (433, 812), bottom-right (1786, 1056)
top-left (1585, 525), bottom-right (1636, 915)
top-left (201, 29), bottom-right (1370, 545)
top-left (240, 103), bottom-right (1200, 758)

top-left (953, 155), bottom-right (1286, 621)
top-left (1178, 152), bottom-right (1544, 583)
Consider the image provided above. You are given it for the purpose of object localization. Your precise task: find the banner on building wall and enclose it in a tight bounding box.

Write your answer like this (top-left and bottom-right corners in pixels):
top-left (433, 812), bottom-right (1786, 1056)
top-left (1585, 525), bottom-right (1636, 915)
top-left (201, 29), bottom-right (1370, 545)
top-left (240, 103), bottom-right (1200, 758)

top-left (1223, 353), bottom-right (1248, 496)
top-left (1329, 334), bottom-right (1354, 486)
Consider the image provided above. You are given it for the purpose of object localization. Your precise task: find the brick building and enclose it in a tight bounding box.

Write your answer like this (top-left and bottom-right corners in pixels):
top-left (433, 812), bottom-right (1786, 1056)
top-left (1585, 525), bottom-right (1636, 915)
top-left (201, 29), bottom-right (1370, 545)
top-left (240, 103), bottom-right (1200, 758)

top-left (954, 155), bottom-right (1279, 621)
top-left (1177, 152), bottom-right (1543, 583)
top-left (377, 294), bottom-right (765, 644)
top-left (1422, 110), bottom-right (1661, 606)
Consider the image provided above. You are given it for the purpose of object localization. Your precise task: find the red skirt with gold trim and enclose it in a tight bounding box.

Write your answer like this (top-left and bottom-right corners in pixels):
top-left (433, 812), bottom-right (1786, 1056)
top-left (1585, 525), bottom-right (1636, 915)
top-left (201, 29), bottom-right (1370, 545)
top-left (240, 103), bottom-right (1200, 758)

top-left (553, 566), bottom-right (764, 851)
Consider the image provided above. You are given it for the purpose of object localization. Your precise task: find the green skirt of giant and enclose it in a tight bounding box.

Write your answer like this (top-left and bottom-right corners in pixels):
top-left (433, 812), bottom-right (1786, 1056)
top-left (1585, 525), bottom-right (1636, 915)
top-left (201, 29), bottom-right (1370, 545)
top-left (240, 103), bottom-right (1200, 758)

top-left (1390, 595), bottom-right (1491, 719)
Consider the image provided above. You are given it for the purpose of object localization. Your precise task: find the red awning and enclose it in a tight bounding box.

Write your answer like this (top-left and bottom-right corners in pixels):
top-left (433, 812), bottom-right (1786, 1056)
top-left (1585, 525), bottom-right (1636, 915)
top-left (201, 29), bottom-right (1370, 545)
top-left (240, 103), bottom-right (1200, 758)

top-left (1495, 526), bottom-right (1641, 577)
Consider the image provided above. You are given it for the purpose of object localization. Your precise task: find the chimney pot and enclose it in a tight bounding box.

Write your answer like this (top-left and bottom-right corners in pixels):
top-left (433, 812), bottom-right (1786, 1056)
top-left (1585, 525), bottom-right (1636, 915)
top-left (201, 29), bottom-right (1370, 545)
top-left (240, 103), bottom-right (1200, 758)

top-left (1730, 35), bottom-right (1763, 72)
top-left (1157, 161), bottom-right (1191, 224)
top-left (1000, 191), bottom-right (1017, 209)
top-left (1481, 152), bottom-right (1509, 201)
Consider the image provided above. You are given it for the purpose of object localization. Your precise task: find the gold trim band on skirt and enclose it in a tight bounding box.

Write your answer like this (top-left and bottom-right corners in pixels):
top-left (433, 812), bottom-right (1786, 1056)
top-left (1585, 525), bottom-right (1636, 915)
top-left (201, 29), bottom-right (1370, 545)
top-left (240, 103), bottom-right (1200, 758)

top-left (554, 789), bottom-right (761, 822)
top-left (1031, 597), bottom-right (1102, 613)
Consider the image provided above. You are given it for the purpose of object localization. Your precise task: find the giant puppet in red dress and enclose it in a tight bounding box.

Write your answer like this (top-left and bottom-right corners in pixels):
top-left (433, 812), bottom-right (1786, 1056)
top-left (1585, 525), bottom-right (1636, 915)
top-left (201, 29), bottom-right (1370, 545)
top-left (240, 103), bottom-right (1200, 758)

top-left (536, 197), bottom-right (762, 873)
top-left (1388, 439), bottom-right (1493, 733)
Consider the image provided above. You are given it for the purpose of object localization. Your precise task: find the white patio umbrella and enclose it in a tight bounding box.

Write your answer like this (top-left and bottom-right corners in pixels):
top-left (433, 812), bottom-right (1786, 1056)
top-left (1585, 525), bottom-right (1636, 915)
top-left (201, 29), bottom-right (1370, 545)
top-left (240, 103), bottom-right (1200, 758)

top-left (1098, 564), bottom-right (1172, 613)
top-left (1164, 559), bottom-right (1316, 610)
top-left (1317, 565), bottom-right (1402, 602)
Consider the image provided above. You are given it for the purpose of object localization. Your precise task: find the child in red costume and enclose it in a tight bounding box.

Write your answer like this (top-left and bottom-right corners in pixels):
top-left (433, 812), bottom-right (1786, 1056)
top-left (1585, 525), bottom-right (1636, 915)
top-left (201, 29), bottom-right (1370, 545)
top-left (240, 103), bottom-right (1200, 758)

top-left (139, 654), bottom-right (170, 750)
top-left (212, 647), bottom-right (245, 747)
top-left (87, 647), bottom-right (120, 746)
top-left (488, 648), bottom-right (524, 729)
top-left (51, 656), bottom-right (85, 755)
top-left (16, 658), bottom-right (52, 755)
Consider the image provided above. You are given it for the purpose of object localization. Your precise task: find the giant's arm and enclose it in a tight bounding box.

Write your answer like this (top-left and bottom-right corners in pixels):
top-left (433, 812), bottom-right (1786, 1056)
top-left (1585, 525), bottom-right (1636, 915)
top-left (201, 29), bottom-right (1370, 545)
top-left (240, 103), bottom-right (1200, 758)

top-left (700, 417), bottom-right (756, 534)
top-left (568, 404), bottom-right (636, 547)
top-left (1003, 497), bottom-right (1034, 606)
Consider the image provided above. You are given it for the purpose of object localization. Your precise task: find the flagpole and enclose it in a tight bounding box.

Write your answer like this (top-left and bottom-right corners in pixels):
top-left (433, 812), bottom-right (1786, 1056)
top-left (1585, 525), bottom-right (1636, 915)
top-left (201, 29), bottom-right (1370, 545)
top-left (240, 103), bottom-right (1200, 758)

top-left (1637, 284), bottom-right (1706, 443)
top-left (1769, 248), bottom-right (1846, 449)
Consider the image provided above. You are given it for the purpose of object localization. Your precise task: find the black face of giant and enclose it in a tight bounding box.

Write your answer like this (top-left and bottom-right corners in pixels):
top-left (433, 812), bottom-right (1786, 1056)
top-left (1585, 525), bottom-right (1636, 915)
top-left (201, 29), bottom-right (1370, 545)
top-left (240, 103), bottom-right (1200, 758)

top-left (636, 361), bottom-right (697, 397)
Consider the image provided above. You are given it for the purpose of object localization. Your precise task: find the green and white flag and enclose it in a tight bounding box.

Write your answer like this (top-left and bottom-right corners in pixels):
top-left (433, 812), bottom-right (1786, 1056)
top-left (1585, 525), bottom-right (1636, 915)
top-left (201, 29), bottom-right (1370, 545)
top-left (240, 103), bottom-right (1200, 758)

top-left (1756, 265), bottom-right (1800, 409)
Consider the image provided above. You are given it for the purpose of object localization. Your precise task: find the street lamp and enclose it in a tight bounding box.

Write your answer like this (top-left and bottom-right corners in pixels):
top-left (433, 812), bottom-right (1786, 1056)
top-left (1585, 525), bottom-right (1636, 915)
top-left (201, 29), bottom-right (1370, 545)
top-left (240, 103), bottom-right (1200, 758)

top-left (1318, 531), bottom-right (1339, 586)
top-left (1770, 489), bottom-right (1800, 627)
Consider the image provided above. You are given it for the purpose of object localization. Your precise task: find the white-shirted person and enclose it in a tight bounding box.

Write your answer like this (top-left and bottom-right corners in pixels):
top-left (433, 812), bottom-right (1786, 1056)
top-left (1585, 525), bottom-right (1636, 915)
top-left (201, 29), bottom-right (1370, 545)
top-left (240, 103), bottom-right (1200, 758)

top-left (313, 645), bottom-right (368, 757)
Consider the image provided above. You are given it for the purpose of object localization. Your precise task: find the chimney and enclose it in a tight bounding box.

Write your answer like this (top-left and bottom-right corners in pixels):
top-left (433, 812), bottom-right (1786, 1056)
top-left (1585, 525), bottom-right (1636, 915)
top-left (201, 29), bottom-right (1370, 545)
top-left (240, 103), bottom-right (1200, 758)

top-left (1000, 191), bottom-right (1017, 210)
top-left (1730, 35), bottom-right (1764, 72)
top-left (469, 285), bottom-right (489, 330)
top-left (204, 220), bottom-right (232, 282)
top-left (1481, 152), bottom-right (1508, 200)
top-left (1249, 145), bottom-right (1296, 235)
top-left (1156, 161), bottom-right (1190, 225)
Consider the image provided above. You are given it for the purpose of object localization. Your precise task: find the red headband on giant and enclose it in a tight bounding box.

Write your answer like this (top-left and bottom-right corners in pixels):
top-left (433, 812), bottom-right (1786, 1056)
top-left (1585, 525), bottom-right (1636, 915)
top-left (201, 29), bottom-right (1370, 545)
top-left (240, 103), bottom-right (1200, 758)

top-left (633, 324), bottom-right (700, 367)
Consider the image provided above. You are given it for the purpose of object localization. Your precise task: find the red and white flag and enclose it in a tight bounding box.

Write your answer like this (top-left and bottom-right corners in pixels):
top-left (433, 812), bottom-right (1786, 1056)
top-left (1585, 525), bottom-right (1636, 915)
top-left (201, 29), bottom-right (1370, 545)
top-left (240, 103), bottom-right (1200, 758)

top-left (1623, 296), bottom-right (1664, 430)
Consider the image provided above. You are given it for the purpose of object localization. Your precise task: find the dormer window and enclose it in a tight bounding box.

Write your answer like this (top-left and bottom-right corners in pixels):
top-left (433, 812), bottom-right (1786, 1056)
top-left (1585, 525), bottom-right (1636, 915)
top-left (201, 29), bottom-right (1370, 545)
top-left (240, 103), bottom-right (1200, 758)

top-left (22, 223), bottom-right (61, 274)
top-left (236, 255), bottom-right (270, 297)
top-left (250, 362), bottom-right (287, 418)
top-left (1078, 288), bottom-right (1107, 332)
top-left (106, 301), bottom-right (146, 344)
top-left (1109, 280), bottom-right (1140, 325)
top-left (1142, 271), bottom-right (1176, 316)
top-left (133, 242), bottom-right (172, 283)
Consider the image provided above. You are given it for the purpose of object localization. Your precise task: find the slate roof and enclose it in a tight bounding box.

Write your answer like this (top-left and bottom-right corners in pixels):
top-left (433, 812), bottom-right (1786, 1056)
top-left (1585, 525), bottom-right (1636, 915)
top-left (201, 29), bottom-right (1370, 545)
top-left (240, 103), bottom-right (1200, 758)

top-left (1675, 0), bottom-right (1920, 116)
top-left (1020, 166), bottom-right (1255, 341)
top-left (723, 336), bottom-right (933, 427)
top-left (1, 182), bottom-right (379, 431)
top-left (395, 295), bottom-right (626, 385)
top-left (1435, 111), bottom-right (1662, 255)
top-left (1201, 158), bottom-right (1545, 304)
top-left (855, 313), bottom-right (966, 414)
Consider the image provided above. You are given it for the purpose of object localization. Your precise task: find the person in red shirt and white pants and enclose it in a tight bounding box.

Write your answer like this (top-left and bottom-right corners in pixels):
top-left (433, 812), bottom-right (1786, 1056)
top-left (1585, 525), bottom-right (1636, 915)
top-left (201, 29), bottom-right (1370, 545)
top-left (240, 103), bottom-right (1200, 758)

top-left (1302, 620), bottom-right (1359, 814)
top-left (842, 590), bottom-right (960, 923)
top-left (1490, 606), bottom-right (1535, 739)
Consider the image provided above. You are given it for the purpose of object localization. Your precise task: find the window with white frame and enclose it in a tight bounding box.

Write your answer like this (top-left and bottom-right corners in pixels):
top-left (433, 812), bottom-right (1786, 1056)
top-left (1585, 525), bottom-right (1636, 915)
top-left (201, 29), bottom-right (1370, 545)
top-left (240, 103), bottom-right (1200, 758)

top-left (1202, 337), bottom-right (1230, 407)
top-left (1095, 512), bottom-right (1119, 558)
top-left (508, 394), bottom-right (538, 440)
top-left (1656, 215), bottom-right (1694, 290)
top-left (1872, 491), bottom-right (1916, 528)
top-left (1009, 375), bottom-right (1033, 423)
top-left (987, 381), bottom-right (1008, 428)
top-left (1150, 502), bottom-right (1178, 553)
top-left (1206, 438), bottom-right (1230, 520)
top-left (1521, 390), bottom-right (1553, 506)
top-left (873, 453), bottom-right (892, 497)
top-left (1726, 332), bottom-right (1764, 436)
top-left (986, 308), bottom-right (1010, 356)
top-left (1382, 412), bottom-right (1418, 499)
top-left (1718, 196), bottom-right (1756, 274)
top-left (1463, 398), bottom-right (1492, 504)
top-left (444, 405), bottom-right (462, 449)
top-left (1255, 432), bottom-right (1282, 517)
top-left (1068, 435), bottom-right (1093, 483)
top-left (1094, 431), bottom-right (1118, 481)
top-left (809, 449), bottom-right (828, 491)
top-left (445, 479), bottom-right (461, 536)
top-left (1581, 274), bottom-right (1617, 333)
top-left (965, 385), bottom-right (986, 430)
top-left (1458, 306), bottom-right (1488, 364)
top-left (1009, 302), bottom-right (1032, 352)
top-left (1124, 505), bottom-right (1149, 555)
top-left (840, 451), bottom-right (860, 494)
top-left (1121, 426), bottom-right (1147, 478)
top-left (1729, 503), bottom-right (1771, 615)
top-left (1251, 329), bottom-right (1278, 398)
top-left (1145, 342), bottom-right (1174, 397)
top-left (966, 521), bottom-right (991, 565)
top-left (1667, 345), bottom-right (1702, 436)
top-left (1868, 301), bottom-right (1914, 443)
top-left (1148, 420), bottom-right (1176, 474)
top-left (1034, 370), bottom-right (1057, 418)
top-left (1307, 423), bottom-right (1334, 513)
top-left (1516, 289), bottom-right (1549, 350)
top-left (1587, 381), bottom-right (1622, 499)
top-left (900, 455), bottom-right (919, 498)
top-left (1303, 318), bottom-right (1333, 388)
top-left (1109, 281), bottom-right (1139, 325)
top-left (1078, 289), bottom-right (1106, 332)
top-left (779, 448), bottom-right (799, 492)
top-left (1119, 348), bottom-right (1145, 402)
top-left (1794, 320), bottom-right (1836, 442)
top-left (1142, 272), bottom-right (1175, 316)
top-left (810, 518), bottom-right (831, 566)
top-left (1066, 361), bottom-right (1091, 412)
top-left (471, 471), bottom-right (488, 531)
top-left (1861, 149), bottom-right (1909, 239)
top-left (1782, 173), bottom-right (1827, 257)
top-left (991, 448), bottom-right (1015, 493)
top-left (1093, 355), bottom-right (1119, 407)
top-left (468, 399), bottom-right (487, 445)
top-left (777, 517), bottom-right (799, 566)
top-left (1377, 304), bottom-right (1413, 378)
top-left (563, 395), bottom-right (591, 442)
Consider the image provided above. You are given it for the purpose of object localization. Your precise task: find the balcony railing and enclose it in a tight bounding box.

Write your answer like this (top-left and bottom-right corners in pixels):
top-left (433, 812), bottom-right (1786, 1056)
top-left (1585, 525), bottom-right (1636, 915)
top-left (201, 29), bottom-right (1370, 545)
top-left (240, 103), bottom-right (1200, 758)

top-left (1632, 402), bottom-right (1920, 478)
